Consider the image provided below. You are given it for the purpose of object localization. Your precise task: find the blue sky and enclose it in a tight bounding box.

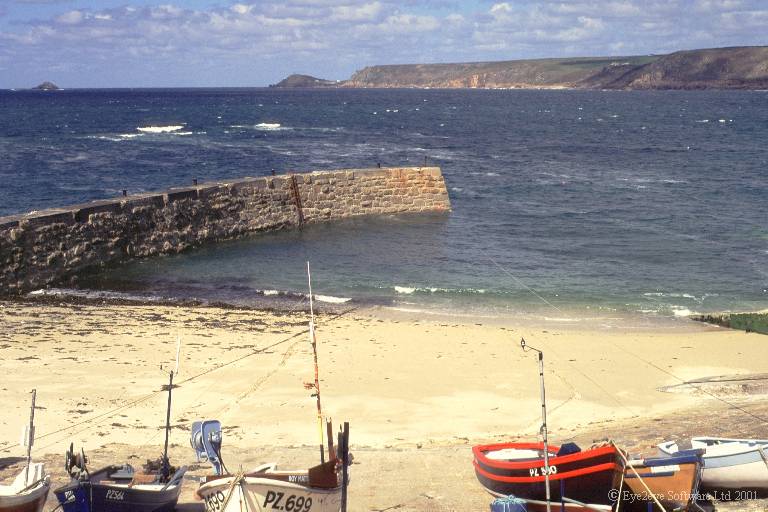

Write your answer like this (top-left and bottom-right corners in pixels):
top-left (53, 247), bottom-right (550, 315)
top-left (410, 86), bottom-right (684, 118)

top-left (1, 0), bottom-right (766, 88)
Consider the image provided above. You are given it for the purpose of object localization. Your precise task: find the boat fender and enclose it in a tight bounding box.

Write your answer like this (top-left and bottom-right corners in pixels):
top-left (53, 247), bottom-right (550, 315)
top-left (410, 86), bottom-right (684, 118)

top-left (556, 442), bottom-right (581, 456)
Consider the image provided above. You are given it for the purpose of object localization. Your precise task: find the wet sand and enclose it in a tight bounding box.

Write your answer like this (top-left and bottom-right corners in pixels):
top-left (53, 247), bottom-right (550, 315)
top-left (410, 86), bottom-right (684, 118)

top-left (1, 301), bottom-right (767, 511)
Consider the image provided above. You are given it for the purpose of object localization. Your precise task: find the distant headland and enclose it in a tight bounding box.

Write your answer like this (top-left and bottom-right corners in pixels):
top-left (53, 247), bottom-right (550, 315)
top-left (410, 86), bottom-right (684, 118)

top-left (32, 81), bottom-right (60, 91)
top-left (272, 46), bottom-right (768, 90)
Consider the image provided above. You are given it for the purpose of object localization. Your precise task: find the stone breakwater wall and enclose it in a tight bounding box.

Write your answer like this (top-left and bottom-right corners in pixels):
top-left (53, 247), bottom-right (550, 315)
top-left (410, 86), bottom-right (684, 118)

top-left (0, 167), bottom-right (450, 295)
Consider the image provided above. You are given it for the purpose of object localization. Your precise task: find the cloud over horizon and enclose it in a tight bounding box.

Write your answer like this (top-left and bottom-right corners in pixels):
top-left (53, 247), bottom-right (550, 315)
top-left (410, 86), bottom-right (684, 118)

top-left (0, 0), bottom-right (766, 87)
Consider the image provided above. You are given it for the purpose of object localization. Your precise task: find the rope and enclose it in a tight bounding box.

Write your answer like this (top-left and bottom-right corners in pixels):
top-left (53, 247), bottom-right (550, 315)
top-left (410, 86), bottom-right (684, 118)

top-left (488, 252), bottom-right (768, 429)
top-left (605, 339), bottom-right (768, 426)
top-left (488, 256), bottom-right (564, 314)
top-left (20, 305), bottom-right (357, 455)
top-left (487, 257), bottom-right (636, 414)
top-left (611, 440), bottom-right (667, 512)
top-left (220, 471), bottom-right (248, 512)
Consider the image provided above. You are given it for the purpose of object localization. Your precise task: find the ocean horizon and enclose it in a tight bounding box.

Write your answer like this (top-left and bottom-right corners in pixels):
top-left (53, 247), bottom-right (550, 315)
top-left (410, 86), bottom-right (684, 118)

top-left (2, 87), bottom-right (767, 322)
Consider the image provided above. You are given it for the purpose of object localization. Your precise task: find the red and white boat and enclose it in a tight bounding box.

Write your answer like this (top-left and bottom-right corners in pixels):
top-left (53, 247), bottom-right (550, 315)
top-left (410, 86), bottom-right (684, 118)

top-left (473, 442), bottom-right (622, 510)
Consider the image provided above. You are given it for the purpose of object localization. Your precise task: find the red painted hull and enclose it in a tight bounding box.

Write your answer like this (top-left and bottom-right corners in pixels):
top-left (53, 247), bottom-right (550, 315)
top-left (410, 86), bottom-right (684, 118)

top-left (473, 442), bottom-right (622, 506)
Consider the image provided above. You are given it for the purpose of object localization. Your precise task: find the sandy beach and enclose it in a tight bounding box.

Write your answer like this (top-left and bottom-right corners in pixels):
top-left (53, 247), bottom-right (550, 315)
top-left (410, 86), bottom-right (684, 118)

top-left (2, 300), bottom-right (768, 511)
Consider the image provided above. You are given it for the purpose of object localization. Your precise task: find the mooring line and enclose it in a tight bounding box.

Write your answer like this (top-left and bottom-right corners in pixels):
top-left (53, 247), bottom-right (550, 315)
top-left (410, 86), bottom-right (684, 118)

top-left (487, 255), bottom-right (768, 427)
top-left (20, 305), bottom-right (358, 455)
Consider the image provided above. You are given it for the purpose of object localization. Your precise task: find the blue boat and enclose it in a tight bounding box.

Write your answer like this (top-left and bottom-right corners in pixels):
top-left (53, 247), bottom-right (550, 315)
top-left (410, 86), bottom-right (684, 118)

top-left (54, 368), bottom-right (186, 511)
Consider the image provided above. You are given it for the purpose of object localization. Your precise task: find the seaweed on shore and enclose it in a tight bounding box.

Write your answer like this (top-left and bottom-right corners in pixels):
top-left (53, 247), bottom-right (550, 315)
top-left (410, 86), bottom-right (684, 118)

top-left (693, 312), bottom-right (768, 335)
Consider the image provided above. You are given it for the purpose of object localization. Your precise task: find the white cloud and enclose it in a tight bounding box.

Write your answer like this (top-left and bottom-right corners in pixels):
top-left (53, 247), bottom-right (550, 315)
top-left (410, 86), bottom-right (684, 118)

top-left (490, 3), bottom-right (512, 14)
top-left (55, 10), bottom-right (83, 24)
top-left (330, 2), bottom-right (382, 22)
top-left (1, 0), bottom-right (767, 87)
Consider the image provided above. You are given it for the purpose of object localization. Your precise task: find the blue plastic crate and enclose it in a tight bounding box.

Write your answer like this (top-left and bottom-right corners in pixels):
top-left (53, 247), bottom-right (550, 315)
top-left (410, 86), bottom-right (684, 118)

top-left (490, 496), bottom-right (527, 512)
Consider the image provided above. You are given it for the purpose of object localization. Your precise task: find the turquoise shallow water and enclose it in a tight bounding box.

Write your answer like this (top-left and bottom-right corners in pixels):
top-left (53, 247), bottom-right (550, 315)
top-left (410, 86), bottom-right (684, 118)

top-left (2, 88), bottom-right (767, 319)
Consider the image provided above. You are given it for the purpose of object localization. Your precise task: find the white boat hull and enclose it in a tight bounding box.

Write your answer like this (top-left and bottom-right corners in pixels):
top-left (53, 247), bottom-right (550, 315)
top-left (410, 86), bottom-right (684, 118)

top-left (198, 476), bottom-right (341, 512)
top-left (659, 437), bottom-right (768, 490)
top-left (0, 464), bottom-right (50, 512)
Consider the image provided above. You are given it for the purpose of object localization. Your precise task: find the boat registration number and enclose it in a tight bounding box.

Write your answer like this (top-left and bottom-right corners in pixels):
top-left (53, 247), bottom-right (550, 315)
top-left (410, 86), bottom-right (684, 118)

top-left (204, 491), bottom-right (227, 511)
top-left (529, 465), bottom-right (557, 477)
top-left (263, 491), bottom-right (313, 511)
top-left (106, 489), bottom-right (125, 501)
top-left (203, 490), bottom-right (314, 512)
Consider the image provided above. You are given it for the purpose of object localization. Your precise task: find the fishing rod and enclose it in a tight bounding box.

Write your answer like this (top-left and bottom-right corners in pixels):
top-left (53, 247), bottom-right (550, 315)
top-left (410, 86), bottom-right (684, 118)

top-left (521, 338), bottom-right (552, 512)
top-left (306, 261), bottom-right (325, 463)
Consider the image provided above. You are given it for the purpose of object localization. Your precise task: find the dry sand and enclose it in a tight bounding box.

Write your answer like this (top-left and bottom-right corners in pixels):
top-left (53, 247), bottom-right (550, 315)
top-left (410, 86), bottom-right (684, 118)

top-left (1, 300), bottom-right (767, 511)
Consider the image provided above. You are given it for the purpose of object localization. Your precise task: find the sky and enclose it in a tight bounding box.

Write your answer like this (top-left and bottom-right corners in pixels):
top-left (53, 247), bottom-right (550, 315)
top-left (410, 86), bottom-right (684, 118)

top-left (0, 0), bottom-right (766, 88)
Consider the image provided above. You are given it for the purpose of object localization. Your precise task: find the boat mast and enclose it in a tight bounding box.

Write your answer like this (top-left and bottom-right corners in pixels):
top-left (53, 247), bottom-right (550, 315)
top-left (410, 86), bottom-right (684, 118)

top-left (24, 389), bottom-right (37, 485)
top-left (307, 261), bottom-right (325, 463)
top-left (162, 337), bottom-right (180, 480)
top-left (162, 369), bottom-right (174, 480)
top-left (521, 338), bottom-right (551, 512)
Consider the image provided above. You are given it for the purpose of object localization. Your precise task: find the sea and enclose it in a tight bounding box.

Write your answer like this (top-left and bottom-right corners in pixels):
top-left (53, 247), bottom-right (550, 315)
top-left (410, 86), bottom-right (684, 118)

top-left (1, 88), bottom-right (767, 325)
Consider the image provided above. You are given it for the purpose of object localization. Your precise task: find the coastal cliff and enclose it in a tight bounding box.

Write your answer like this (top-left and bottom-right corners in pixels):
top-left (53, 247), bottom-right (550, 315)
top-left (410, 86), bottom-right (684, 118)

top-left (273, 46), bottom-right (768, 90)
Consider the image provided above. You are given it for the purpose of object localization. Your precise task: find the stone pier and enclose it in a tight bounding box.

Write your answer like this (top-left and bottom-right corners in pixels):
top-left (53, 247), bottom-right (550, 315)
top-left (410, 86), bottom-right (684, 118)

top-left (0, 166), bottom-right (450, 295)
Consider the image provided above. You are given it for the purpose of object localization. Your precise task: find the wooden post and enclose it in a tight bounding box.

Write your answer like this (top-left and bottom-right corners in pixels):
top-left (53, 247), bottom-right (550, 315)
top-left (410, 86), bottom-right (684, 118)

top-left (341, 422), bottom-right (349, 512)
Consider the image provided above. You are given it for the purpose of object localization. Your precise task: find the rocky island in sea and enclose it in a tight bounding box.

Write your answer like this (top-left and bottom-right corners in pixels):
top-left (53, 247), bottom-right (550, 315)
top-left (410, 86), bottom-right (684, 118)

top-left (272, 45), bottom-right (768, 90)
top-left (32, 81), bottom-right (60, 90)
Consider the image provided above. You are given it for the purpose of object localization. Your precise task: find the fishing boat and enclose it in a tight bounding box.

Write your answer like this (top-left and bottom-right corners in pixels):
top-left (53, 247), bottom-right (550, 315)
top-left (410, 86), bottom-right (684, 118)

top-left (623, 449), bottom-right (704, 511)
top-left (191, 263), bottom-right (351, 512)
top-left (54, 348), bottom-right (187, 512)
top-left (473, 441), bottom-right (622, 508)
top-left (0, 464), bottom-right (49, 512)
top-left (659, 437), bottom-right (768, 490)
top-left (191, 419), bottom-right (350, 512)
top-left (0, 390), bottom-right (50, 512)
top-left (472, 339), bottom-right (623, 511)
top-left (53, 450), bottom-right (186, 512)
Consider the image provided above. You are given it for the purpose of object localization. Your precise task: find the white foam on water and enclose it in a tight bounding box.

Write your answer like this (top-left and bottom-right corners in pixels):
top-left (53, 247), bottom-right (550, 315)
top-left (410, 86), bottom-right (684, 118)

top-left (696, 119), bottom-right (709, 123)
top-left (315, 294), bottom-right (351, 304)
top-left (391, 285), bottom-right (487, 295)
top-left (672, 307), bottom-right (695, 317)
top-left (136, 125), bottom-right (184, 133)
top-left (89, 135), bottom-right (126, 142)
top-left (230, 123), bottom-right (289, 131)
top-left (543, 316), bottom-right (581, 323)
top-left (27, 287), bottom-right (165, 302)
top-left (263, 290), bottom-right (280, 296)
top-left (644, 292), bottom-right (696, 299)
top-left (255, 123), bottom-right (284, 130)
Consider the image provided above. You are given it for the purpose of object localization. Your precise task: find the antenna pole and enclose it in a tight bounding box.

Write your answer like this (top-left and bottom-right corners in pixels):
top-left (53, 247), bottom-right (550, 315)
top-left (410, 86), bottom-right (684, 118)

top-left (162, 370), bottom-right (173, 480)
top-left (25, 389), bottom-right (36, 485)
top-left (521, 338), bottom-right (551, 512)
top-left (307, 262), bottom-right (324, 463)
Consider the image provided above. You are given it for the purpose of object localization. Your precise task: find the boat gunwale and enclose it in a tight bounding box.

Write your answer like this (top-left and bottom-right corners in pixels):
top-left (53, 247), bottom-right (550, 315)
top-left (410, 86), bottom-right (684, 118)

top-left (472, 442), bottom-right (617, 470)
top-left (473, 459), bottom-right (620, 484)
top-left (196, 475), bottom-right (342, 499)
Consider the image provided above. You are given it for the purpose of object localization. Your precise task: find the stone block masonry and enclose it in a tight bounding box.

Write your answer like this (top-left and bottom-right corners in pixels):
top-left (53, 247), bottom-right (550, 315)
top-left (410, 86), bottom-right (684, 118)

top-left (0, 167), bottom-right (450, 295)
